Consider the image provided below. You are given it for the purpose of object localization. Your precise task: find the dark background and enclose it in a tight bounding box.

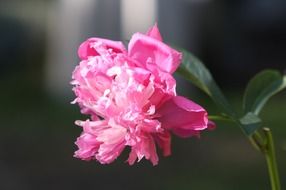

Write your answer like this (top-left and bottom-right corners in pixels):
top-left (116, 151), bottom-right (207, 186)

top-left (0, 0), bottom-right (286, 189)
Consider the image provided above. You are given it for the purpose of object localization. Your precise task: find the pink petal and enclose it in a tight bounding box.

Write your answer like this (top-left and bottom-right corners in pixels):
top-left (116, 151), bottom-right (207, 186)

top-left (96, 121), bottom-right (127, 145)
top-left (127, 148), bottom-right (138, 165)
top-left (172, 128), bottom-right (201, 138)
top-left (127, 133), bottom-right (159, 166)
top-left (146, 23), bottom-right (163, 41)
top-left (149, 88), bottom-right (172, 108)
top-left (74, 132), bottom-right (100, 160)
top-left (154, 131), bottom-right (171, 156)
top-left (142, 135), bottom-right (159, 165)
top-left (157, 96), bottom-right (208, 138)
top-left (128, 33), bottom-right (182, 74)
top-left (78, 38), bottom-right (127, 60)
top-left (95, 119), bottom-right (127, 164)
top-left (138, 119), bottom-right (162, 133)
top-left (96, 141), bottom-right (126, 164)
top-left (74, 120), bottom-right (108, 160)
top-left (207, 120), bottom-right (216, 131)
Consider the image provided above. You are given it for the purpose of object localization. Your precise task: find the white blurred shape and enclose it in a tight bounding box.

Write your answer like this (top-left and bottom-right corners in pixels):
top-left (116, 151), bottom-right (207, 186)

top-left (45, 0), bottom-right (97, 98)
top-left (121, 0), bottom-right (157, 40)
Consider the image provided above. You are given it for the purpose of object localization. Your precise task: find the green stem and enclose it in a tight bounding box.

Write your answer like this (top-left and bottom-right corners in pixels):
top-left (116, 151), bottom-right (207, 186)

top-left (208, 115), bottom-right (233, 122)
top-left (249, 128), bottom-right (281, 190)
top-left (209, 114), bottom-right (281, 189)
top-left (263, 128), bottom-right (281, 190)
top-left (249, 131), bottom-right (266, 152)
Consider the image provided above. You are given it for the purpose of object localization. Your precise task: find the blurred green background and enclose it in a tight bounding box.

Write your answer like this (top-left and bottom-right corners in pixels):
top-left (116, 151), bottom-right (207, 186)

top-left (0, 0), bottom-right (285, 190)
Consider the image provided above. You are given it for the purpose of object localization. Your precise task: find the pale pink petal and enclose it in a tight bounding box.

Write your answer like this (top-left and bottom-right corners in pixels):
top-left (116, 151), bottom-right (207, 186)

top-left (127, 133), bottom-right (159, 166)
top-left (92, 96), bottom-right (120, 118)
top-left (125, 71), bottom-right (155, 109)
top-left (96, 141), bottom-right (126, 164)
top-left (77, 120), bottom-right (109, 135)
top-left (96, 120), bottom-right (127, 144)
top-left (74, 119), bottom-right (128, 164)
top-left (157, 96), bottom-right (208, 138)
top-left (128, 33), bottom-right (182, 73)
top-left (146, 23), bottom-right (163, 41)
top-left (74, 120), bottom-right (109, 160)
top-left (95, 119), bottom-right (127, 164)
top-left (74, 132), bottom-right (100, 160)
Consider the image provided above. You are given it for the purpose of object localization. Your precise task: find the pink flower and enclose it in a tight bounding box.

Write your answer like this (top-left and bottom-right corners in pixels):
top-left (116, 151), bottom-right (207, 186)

top-left (72, 24), bottom-right (212, 165)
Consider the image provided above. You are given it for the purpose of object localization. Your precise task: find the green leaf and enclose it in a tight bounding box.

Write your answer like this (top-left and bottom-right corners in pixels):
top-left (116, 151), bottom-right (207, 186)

top-left (176, 49), bottom-right (235, 117)
top-left (239, 112), bottom-right (262, 135)
top-left (243, 70), bottom-right (286, 115)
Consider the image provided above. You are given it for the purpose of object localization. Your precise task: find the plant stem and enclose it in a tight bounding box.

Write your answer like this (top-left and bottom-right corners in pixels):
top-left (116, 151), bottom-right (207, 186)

top-left (263, 128), bottom-right (281, 190)
top-left (249, 131), bottom-right (264, 151)
top-left (208, 115), bottom-right (233, 122)
top-left (249, 128), bottom-right (281, 190)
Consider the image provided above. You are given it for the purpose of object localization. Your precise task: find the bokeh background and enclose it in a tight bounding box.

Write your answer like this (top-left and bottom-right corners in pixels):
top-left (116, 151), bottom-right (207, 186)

top-left (0, 0), bottom-right (286, 189)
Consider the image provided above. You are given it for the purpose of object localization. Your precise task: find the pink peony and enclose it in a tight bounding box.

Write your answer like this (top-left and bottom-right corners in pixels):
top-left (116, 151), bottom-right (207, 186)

top-left (71, 24), bottom-right (212, 165)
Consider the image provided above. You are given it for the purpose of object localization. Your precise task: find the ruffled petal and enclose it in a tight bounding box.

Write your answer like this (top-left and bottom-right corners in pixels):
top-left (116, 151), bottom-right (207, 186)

top-left (127, 133), bottom-right (158, 166)
top-left (78, 38), bottom-right (127, 60)
top-left (74, 120), bottom-right (108, 160)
